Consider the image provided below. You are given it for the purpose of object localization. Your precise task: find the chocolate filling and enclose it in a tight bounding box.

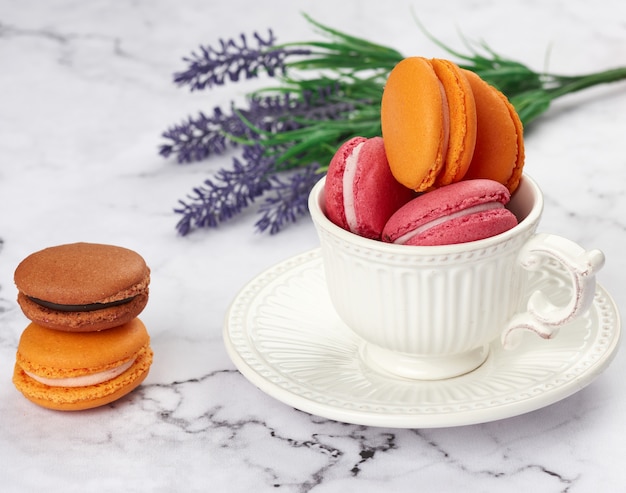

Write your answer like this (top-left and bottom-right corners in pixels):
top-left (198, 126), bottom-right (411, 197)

top-left (28, 296), bottom-right (136, 312)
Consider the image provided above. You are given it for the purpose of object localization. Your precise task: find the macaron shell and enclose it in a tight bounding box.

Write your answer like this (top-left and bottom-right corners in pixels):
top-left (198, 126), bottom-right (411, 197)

top-left (324, 136), bottom-right (367, 231)
top-left (325, 136), bottom-right (413, 239)
top-left (350, 137), bottom-right (414, 238)
top-left (382, 179), bottom-right (516, 245)
top-left (429, 59), bottom-right (477, 187)
top-left (499, 90), bottom-right (525, 193)
top-left (13, 319), bottom-right (153, 411)
top-left (12, 347), bottom-right (153, 411)
top-left (381, 57), bottom-right (447, 191)
top-left (14, 242), bottom-right (150, 331)
top-left (462, 70), bottom-right (525, 193)
top-left (402, 208), bottom-right (518, 246)
top-left (14, 242), bottom-right (150, 305)
top-left (17, 290), bottom-right (149, 332)
top-left (16, 319), bottom-right (151, 377)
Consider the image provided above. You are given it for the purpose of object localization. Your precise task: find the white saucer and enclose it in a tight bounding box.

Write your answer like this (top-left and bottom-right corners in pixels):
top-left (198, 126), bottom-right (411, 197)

top-left (223, 249), bottom-right (621, 428)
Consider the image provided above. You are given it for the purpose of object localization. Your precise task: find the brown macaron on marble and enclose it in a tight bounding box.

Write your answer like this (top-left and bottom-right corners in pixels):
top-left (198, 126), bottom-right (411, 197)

top-left (14, 242), bottom-right (150, 332)
top-left (13, 319), bottom-right (153, 411)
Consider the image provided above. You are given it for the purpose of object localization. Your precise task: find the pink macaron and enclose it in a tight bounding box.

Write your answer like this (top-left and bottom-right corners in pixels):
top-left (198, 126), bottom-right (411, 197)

top-left (382, 179), bottom-right (518, 246)
top-left (324, 136), bottom-right (414, 239)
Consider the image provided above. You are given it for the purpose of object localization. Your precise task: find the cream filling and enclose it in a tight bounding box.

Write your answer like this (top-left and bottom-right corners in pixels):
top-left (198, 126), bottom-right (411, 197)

top-left (393, 202), bottom-right (504, 245)
top-left (25, 358), bottom-right (135, 388)
top-left (342, 141), bottom-right (365, 233)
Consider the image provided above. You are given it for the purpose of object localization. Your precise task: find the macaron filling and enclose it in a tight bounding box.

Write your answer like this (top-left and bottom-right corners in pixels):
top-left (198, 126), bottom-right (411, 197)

top-left (27, 295), bottom-right (136, 312)
top-left (342, 140), bottom-right (364, 233)
top-left (23, 358), bottom-right (135, 388)
top-left (391, 202), bottom-right (505, 245)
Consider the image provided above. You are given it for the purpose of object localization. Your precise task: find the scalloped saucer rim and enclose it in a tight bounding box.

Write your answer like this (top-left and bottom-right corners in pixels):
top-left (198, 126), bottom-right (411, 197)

top-left (223, 249), bottom-right (621, 428)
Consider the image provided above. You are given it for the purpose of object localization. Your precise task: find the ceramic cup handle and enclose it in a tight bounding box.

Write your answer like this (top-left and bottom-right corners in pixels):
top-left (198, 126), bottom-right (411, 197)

top-left (502, 233), bottom-right (605, 350)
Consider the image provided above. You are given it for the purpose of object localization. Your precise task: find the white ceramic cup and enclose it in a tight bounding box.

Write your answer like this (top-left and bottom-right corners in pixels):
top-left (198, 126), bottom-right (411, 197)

top-left (308, 174), bottom-right (605, 380)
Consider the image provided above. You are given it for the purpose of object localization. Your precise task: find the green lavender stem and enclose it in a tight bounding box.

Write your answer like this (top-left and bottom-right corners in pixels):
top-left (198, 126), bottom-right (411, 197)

top-left (510, 67), bottom-right (626, 125)
top-left (549, 67), bottom-right (626, 96)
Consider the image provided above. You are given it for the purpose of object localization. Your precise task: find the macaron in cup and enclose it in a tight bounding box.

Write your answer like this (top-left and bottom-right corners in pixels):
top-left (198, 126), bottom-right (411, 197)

top-left (324, 136), bottom-right (414, 240)
top-left (381, 56), bottom-right (524, 194)
top-left (382, 179), bottom-right (518, 246)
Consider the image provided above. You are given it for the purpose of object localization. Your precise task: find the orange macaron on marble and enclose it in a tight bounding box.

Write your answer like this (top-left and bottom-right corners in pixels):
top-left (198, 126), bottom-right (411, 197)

top-left (13, 319), bottom-right (153, 411)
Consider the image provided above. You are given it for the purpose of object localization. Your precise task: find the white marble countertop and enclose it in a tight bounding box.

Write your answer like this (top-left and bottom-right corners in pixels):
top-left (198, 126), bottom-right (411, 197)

top-left (1, 0), bottom-right (625, 491)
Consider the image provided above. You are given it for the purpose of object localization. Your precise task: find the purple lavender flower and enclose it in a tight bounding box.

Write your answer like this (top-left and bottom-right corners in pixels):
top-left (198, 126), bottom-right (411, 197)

top-left (255, 163), bottom-right (321, 234)
top-left (296, 82), bottom-right (361, 121)
top-left (174, 30), bottom-right (311, 91)
top-left (160, 84), bottom-right (358, 165)
top-left (174, 145), bottom-right (274, 235)
top-left (161, 19), bottom-right (388, 235)
top-left (165, 81), bottom-right (365, 234)
top-left (159, 106), bottom-right (249, 163)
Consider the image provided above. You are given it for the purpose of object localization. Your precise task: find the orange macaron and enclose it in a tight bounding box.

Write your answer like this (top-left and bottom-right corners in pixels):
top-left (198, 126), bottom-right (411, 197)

top-left (381, 57), bottom-right (477, 192)
top-left (461, 69), bottom-right (525, 193)
top-left (13, 319), bottom-right (153, 411)
top-left (14, 242), bottom-right (150, 332)
top-left (381, 57), bottom-right (524, 193)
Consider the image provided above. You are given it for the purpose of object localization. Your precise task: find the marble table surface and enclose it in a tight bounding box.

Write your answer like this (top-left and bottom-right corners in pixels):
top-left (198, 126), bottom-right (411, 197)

top-left (1, 0), bottom-right (625, 491)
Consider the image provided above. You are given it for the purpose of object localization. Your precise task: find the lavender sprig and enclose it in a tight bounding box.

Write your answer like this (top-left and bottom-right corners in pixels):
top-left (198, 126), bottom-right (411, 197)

top-left (159, 106), bottom-right (248, 163)
top-left (173, 29), bottom-right (310, 91)
top-left (159, 87), bottom-right (352, 165)
top-left (255, 163), bottom-right (321, 234)
top-left (174, 145), bottom-right (273, 235)
top-left (170, 82), bottom-right (362, 234)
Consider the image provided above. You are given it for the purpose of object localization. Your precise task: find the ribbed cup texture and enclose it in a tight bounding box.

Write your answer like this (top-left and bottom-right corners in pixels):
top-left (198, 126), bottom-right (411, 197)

top-left (320, 238), bottom-right (528, 355)
top-left (310, 177), bottom-right (541, 360)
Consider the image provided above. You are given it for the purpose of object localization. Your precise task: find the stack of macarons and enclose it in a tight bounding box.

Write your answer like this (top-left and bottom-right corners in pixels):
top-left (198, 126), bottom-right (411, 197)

top-left (324, 56), bottom-right (524, 245)
top-left (12, 242), bottom-right (154, 411)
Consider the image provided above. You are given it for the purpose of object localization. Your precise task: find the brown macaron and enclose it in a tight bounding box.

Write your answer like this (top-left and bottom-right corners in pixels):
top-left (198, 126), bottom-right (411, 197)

top-left (13, 319), bottom-right (153, 411)
top-left (14, 242), bottom-right (150, 332)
